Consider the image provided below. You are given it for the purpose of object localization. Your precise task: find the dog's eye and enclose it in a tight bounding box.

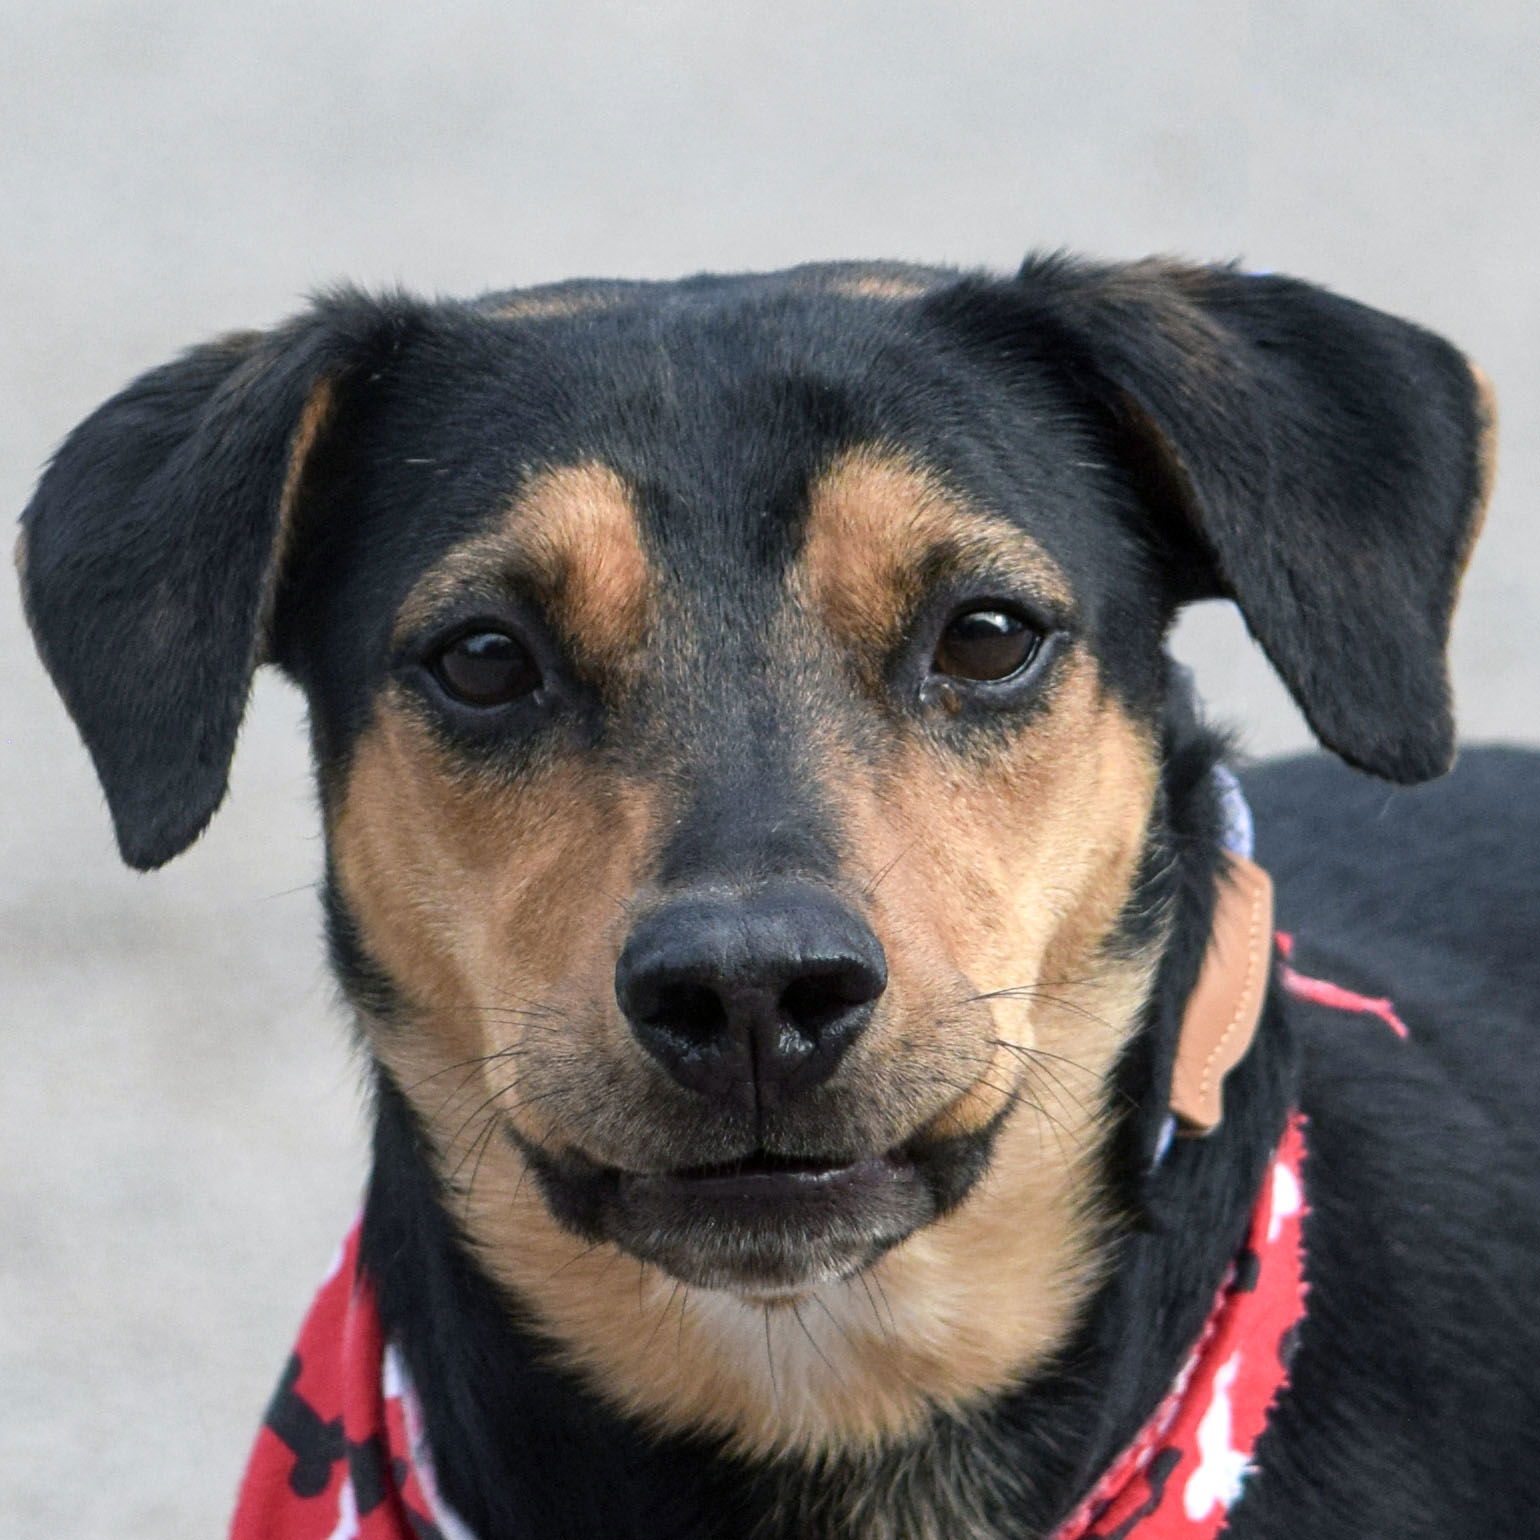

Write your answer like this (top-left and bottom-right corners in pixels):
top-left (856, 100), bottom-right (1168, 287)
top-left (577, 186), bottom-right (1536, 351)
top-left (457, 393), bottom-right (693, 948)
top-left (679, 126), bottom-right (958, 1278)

top-left (933, 608), bottom-right (1041, 681)
top-left (432, 631), bottom-right (541, 706)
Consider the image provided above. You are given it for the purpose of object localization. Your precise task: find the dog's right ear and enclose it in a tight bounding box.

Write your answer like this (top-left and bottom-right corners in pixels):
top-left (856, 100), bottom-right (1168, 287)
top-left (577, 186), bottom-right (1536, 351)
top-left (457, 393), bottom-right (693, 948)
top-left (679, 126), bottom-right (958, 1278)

top-left (17, 293), bottom-right (426, 871)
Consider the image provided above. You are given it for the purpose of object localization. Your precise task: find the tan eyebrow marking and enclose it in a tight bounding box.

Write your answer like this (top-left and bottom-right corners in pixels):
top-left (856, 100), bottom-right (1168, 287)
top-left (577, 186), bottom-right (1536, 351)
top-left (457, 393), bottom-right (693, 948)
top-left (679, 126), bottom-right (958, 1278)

top-left (794, 446), bottom-right (1072, 654)
top-left (394, 462), bottom-right (652, 669)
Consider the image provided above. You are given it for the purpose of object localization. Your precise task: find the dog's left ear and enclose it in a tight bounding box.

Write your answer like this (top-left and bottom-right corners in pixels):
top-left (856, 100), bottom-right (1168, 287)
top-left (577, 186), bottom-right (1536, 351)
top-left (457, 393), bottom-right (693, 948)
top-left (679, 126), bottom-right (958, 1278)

top-left (931, 258), bottom-right (1498, 783)
top-left (17, 293), bottom-right (426, 870)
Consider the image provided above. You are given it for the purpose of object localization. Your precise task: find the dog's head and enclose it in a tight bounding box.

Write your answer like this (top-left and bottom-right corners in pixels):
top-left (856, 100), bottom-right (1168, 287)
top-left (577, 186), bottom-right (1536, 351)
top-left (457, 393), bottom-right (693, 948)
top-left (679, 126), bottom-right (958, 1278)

top-left (19, 258), bottom-right (1494, 1453)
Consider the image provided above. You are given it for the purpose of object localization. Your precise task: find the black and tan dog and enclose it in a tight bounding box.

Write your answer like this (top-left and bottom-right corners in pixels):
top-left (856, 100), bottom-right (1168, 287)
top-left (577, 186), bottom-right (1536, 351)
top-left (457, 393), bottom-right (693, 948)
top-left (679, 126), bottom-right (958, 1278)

top-left (19, 257), bottom-right (1540, 1538)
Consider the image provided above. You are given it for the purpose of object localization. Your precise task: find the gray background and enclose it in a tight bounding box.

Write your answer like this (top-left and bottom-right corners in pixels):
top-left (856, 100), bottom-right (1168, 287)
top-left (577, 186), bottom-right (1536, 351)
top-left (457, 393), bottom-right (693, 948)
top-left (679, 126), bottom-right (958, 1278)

top-left (4, 3), bottom-right (1536, 1534)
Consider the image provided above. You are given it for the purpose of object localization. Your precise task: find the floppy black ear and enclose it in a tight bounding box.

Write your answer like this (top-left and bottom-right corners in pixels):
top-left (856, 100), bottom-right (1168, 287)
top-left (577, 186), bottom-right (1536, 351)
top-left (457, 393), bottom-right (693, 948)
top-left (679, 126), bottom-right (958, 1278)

top-left (17, 293), bottom-right (424, 870)
top-left (934, 257), bottom-right (1497, 783)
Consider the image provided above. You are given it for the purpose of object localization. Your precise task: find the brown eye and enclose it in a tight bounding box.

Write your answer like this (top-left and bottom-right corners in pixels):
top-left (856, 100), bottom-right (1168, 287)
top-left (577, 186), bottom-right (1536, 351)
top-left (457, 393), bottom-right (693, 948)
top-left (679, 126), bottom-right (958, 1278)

top-left (432, 631), bottom-right (541, 706)
top-left (933, 608), bottom-right (1041, 681)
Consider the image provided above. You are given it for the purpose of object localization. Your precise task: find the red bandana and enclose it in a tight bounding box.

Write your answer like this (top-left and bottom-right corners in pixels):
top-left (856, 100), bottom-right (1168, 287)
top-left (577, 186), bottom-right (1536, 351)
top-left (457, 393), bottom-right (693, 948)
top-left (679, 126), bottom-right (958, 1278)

top-left (1048, 950), bottom-right (1407, 1539)
top-left (1048, 1116), bottom-right (1307, 1539)
top-left (229, 1227), bottom-right (474, 1539)
top-left (231, 957), bottom-right (1405, 1540)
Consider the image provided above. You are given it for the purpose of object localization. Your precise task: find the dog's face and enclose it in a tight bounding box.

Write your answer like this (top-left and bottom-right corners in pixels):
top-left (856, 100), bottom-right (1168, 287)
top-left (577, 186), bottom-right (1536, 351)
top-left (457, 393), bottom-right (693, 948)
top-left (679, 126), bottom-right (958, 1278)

top-left (20, 259), bottom-right (1493, 1455)
top-left (314, 280), bottom-right (1167, 1304)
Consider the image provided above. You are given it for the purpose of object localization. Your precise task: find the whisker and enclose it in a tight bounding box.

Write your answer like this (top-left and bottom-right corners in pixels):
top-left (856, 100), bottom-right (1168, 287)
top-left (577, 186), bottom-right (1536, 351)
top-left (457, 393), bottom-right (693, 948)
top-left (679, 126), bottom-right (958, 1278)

top-left (641, 1281), bottom-right (684, 1358)
top-left (791, 1300), bottom-right (842, 1383)
top-left (419, 1052), bottom-right (526, 1123)
top-left (992, 1039), bottom-right (1136, 1118)
top-left (762, 1305), bottom-right (781, 1413)
top-left (675, 1282), bottom-right (691, 1358)
top-left (989, 1042), bottom-right (1097, 1118)
top-left (403, 1046), bottom-right (521, 1097)
top-left (444, 1080), bottom-right (579, 1177)
top-left (807, 1289), bottom-right (863, 1356)
top-left (862, 841), bottom-right (920, 901)
top-left (445, 1078), bottom-right (530, 1161)
top-left (869, 1271), bottom-right (898, 1339)
top-left (542, 1239), bottom-right (608, 1285)
top-left (454, 1114), bottom-right (502, 1223)
top-left (852, 1271), bottom-right (889, 1343)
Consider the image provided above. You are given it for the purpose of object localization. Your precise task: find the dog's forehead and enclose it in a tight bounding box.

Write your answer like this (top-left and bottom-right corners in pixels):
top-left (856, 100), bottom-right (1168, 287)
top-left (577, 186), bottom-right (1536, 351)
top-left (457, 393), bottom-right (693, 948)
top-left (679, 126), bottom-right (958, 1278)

top-left (289, 268), bottom-right (1162, 746)
top-left (366, 275), bottom-right (1121, 620)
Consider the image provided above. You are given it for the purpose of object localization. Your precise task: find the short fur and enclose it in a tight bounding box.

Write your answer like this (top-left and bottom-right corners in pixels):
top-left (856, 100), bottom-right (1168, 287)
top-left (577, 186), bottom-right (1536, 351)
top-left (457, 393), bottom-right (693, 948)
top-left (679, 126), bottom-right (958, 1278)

top-left (18, 255), bottom-right (1538, 1538)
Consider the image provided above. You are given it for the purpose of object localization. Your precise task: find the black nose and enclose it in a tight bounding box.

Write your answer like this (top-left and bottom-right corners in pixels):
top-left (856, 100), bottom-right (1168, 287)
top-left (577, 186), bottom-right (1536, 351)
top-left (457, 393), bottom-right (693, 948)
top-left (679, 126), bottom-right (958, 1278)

top-left (615, 884), bottom-right (887, 1113)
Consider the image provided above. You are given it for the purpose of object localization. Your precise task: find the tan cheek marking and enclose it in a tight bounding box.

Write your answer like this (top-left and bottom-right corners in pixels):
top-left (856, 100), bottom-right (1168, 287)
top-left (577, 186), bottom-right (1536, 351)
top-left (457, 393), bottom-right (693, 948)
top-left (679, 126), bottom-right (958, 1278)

top-left (362, 683), bottom-right (1161, 1467)
top-left (798, 448), bottom-right (1072, 660)
top-left (840, 661), bottom-right (1159, 1142)
top-left (394, 463), bottom-right (651, 670)
top-left (335, 460), bottom-right (1162, 1464)
top-left (331, 697), bottom-right (660, 1147)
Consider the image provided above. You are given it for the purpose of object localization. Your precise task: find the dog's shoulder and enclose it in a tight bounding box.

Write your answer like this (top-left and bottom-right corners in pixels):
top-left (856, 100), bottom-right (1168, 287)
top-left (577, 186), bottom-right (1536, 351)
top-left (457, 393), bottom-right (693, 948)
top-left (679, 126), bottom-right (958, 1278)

top-left (1247, 744), bottom-right (1540, 1082)
top-left (1233, 747), bottom-right (1540, 1537)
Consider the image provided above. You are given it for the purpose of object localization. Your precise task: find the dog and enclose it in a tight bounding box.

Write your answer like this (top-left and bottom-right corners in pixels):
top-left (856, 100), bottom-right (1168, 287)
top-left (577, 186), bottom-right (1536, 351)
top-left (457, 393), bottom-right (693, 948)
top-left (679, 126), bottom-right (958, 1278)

top-left (18, 255), bottom-right (1540, 1539)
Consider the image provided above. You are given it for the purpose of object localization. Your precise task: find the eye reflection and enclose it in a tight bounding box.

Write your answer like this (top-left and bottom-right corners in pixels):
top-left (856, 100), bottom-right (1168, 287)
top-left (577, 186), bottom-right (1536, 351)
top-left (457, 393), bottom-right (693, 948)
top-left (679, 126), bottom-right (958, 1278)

top-left (932, 608), bottom-right (1042, 682)
top-left (432, 631), bottom-right (542, 706)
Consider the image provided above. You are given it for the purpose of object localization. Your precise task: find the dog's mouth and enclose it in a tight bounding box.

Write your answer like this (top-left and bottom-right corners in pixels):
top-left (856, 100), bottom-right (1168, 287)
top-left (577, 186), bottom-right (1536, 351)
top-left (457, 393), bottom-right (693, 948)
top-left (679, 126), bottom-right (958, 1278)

top-left (516, 1129), bottom-right (998, 1292)
top-left (632, 1149), bottom-right (904, 1199)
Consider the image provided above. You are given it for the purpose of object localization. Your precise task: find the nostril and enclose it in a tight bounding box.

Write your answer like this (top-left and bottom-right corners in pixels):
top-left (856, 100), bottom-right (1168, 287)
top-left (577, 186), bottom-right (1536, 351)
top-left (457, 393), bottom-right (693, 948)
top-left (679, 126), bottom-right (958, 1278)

top-left (779, 961), bottom-right (885, 1038)
top-left (636, 980), bottom-right (728, 1045)
top-left (617, 886), bottom-right (887, 1103)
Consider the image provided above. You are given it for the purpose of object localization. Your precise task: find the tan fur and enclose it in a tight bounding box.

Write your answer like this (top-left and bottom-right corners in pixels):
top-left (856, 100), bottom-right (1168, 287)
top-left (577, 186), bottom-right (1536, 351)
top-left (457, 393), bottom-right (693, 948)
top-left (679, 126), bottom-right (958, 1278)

top-left (333, 700), bottom-right (666, 1152)
top-left (1465, 363), bottom-right (1500, 564)
top-left (259, 377), bottom-right (335, 657)
top-left (393, 463), bottom-right (651, 669)
top-left (436, 664), bottom-right (1158, 1462)
top-left (820, 271), bottom-right (939, 302)
top-left (798, 448), bottom-right (1072, 663)
top-left (333, 445), bottom-right (1163, 1462)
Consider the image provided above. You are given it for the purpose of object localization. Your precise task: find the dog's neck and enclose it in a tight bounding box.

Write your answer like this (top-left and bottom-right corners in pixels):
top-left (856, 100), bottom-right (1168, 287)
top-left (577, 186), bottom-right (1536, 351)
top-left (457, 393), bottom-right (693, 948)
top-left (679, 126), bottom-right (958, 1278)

top-left (358, 707), bottom-right (1301, 1540)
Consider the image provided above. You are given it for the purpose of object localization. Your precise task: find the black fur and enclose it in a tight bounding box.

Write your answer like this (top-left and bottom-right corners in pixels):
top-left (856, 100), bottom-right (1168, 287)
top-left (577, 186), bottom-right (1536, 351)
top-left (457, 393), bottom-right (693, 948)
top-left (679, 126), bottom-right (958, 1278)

top-left (18, 257), bottom-right (1533, 1537)
top-left (924, 257), bottom-right (1488, 782)
top-left (19, 294), bottom-right (430, 868)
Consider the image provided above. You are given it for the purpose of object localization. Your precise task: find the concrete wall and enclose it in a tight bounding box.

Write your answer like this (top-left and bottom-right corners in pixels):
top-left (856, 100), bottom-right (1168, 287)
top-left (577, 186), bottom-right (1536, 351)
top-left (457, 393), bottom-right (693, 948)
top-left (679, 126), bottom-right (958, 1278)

top-left (4, 4), bottom-right (1535, 1532)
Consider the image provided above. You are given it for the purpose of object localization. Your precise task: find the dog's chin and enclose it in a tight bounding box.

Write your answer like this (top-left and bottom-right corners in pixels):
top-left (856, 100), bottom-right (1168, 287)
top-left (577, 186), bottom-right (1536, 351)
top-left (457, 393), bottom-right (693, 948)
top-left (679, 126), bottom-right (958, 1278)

top-left (514, 1127), bottom-right (999, 1293)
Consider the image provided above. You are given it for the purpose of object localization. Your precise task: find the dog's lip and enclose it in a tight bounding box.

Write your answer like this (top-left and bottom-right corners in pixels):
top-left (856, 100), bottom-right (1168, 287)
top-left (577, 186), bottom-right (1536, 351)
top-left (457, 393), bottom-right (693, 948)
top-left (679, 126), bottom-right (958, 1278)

top-left (618, 1150), bottom-right (910, 1204)
top-left (521, 1130), bottom-right (993, 1290)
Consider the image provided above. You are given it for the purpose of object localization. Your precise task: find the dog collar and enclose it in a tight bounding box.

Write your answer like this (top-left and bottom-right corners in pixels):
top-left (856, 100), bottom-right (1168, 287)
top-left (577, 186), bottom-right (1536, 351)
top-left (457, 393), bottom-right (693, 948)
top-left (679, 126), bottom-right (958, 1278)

top-left (1167, 767), bottom-right (1275, 1136)
top-left (1169, 852), bottom-right (1274, 1134)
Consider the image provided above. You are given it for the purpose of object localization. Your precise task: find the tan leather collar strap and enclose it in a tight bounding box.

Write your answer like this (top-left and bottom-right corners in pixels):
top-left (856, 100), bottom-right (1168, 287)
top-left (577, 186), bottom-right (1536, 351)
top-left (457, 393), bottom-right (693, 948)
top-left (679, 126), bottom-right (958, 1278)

top-left (1170, 853), bottom-right (1275, 1135)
